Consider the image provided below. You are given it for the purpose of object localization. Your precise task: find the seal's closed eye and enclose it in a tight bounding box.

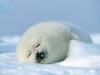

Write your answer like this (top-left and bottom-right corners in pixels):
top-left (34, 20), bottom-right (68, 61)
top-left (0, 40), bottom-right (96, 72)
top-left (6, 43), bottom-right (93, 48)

top-left (35, 44), bottom-right (40, 48)
top-left (33, 43), bottom-right (40, 48)
top-left (27, 50), bottom-right (32, 57)
top-left (27, 43), bottom-right (41, 58)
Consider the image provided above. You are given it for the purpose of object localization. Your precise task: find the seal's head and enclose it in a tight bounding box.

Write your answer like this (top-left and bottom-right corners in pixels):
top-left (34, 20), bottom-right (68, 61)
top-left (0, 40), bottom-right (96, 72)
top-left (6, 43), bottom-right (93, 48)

top-left (16, 22), bottom-right (71, 64)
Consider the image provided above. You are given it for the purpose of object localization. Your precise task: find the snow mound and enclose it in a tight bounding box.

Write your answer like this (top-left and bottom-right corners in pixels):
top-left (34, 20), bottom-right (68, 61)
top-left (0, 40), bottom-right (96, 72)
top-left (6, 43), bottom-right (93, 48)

top-left (91, 33), bottom-right (100, 45)
top-left (0, 53), bottom-right (100, 75)
top-left (0, 34), bottom-right (100, 75)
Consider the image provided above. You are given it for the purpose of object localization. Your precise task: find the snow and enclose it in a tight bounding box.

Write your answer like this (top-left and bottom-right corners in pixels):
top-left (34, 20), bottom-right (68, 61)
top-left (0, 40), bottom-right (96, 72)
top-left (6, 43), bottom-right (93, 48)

top-left (0, 35), bottom-right (20, 53)
top-left (59, 40), bottom-right (100, 68)
top-left (91, 33), bottom-right (100, 45)
top-left (0, 34), bottom-right (100, 75)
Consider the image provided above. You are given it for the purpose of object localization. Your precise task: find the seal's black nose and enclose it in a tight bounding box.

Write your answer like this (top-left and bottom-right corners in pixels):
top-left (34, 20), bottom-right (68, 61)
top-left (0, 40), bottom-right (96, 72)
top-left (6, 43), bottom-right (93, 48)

top-left (36, 51), bottom-right (47, 62)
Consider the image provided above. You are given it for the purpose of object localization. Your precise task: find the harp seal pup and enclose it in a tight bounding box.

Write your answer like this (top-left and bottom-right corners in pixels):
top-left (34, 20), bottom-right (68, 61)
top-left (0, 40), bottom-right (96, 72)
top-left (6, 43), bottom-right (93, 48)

top-left (16, 21), bottom-right (92, 64)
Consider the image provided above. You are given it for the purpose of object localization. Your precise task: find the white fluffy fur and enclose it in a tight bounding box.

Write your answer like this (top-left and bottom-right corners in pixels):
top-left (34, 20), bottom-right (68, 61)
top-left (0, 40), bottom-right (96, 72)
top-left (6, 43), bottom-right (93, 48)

top-left (16, 21), bottom-right (92, 64)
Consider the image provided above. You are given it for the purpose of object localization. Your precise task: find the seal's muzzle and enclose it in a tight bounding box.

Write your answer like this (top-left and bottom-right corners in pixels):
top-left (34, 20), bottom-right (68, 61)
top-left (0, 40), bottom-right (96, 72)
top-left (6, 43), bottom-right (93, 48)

top-left (36, 51), bottom-right (47, 63)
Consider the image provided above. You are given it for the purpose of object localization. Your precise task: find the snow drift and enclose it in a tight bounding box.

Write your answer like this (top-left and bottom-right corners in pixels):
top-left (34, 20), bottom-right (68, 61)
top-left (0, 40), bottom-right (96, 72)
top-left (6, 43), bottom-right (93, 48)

top-left (0, 34), bottom-right (100, 75)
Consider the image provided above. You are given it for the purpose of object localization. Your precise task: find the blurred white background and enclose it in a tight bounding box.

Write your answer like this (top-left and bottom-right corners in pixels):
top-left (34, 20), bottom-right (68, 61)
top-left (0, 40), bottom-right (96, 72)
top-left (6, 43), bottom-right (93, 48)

top-left (0, 0), bottom-right (100, 35)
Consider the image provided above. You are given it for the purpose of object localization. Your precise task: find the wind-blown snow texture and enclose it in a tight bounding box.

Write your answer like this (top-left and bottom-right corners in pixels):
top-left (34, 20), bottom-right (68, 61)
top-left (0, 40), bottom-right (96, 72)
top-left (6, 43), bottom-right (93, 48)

top-left (0, 34), bottom-right (100, 75)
